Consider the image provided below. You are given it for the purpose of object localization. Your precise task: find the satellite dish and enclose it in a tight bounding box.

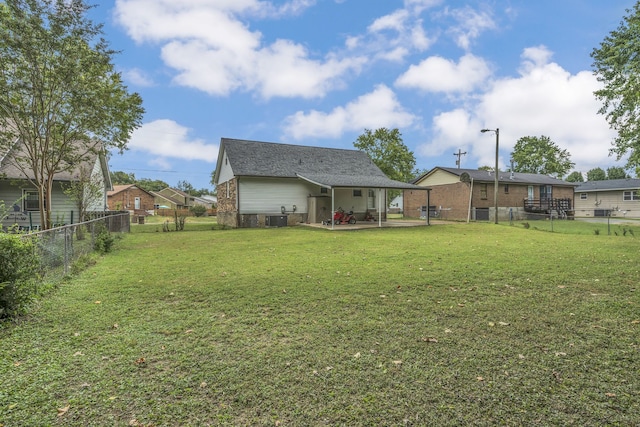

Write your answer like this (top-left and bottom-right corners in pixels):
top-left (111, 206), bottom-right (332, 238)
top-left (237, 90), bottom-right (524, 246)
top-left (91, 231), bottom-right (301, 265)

top-left (460, 172), bottom-right (471, 183)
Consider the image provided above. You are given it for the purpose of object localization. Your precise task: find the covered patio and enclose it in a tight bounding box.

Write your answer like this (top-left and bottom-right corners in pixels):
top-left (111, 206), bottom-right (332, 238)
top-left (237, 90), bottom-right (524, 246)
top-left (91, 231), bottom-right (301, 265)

top-left (296, 172), bottom-right (430, 230)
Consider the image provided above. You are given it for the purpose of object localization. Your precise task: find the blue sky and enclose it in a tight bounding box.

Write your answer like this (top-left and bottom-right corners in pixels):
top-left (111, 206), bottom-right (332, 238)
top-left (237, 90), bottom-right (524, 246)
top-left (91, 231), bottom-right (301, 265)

top-left (94, 0), bottom-right (636, 190)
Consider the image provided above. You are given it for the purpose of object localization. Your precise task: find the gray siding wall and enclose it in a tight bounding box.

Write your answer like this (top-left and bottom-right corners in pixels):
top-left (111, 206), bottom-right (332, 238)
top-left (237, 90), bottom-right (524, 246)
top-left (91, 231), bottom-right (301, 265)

top-left (1, 181), bottom-right (79, 229)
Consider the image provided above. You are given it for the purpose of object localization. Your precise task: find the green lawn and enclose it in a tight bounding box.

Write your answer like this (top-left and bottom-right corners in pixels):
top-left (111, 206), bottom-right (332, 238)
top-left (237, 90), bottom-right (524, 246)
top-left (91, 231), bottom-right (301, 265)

top-left (1, 222), bottom-right (639, 426)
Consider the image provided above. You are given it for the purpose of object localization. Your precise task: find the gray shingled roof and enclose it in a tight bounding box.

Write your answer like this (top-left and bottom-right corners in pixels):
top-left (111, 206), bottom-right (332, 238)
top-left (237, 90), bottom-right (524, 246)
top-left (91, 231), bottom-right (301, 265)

top-left (416, 167), bottom-right (577, 186)
top-left (218, 138), bottom-right (423, 189)
top-left (575, 178), bottom-right (640, 192)
top-left (0, 140), bottom-right (104, 182)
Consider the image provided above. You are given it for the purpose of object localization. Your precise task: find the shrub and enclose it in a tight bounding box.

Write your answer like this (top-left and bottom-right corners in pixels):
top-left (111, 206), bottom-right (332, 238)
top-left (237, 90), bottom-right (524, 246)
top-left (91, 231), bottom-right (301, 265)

top-left (190, 205), bottom-right (207, 217)
top-left (0, 234), bottom-right (40, 319)
top-left (93, 223), bottom-right (115, 254)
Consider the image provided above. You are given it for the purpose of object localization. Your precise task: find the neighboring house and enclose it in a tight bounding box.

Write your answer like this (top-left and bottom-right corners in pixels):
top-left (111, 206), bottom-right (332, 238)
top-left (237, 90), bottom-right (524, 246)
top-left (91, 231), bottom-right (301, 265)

top-left (0, 145), bottom-right (111, 230)
top-left (388, 194), bottom-right (403, 214)
top-left (107, 184), bottom-right (155, 216)
top-left (404, 167), bottom-right (577, 221)
top-left (212, 138), bottom-right (423, 228)
top-left (150, 191), bottom-right (181, 210)
top-left (156, 187), bottom-right (214, 210)
top-left (574, 178), bottom-right (640, 219)
top-left (201, 194), bottom-right (217, 207)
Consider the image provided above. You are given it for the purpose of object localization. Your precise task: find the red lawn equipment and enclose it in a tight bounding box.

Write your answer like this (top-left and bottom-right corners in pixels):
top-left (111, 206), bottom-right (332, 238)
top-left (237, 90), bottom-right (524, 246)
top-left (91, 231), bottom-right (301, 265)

top-left (324, 207), bottom-right (356, 225)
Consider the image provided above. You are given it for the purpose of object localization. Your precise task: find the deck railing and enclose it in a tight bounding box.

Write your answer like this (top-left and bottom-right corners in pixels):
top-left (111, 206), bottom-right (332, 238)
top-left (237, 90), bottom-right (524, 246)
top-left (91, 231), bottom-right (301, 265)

top-left (523, 198), bottom-right (572, 213)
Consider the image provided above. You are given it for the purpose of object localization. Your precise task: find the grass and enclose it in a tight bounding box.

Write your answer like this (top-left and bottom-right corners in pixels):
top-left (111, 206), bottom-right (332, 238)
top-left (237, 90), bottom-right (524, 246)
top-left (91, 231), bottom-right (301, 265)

top-left (1, 222), bottom-right (639, 426)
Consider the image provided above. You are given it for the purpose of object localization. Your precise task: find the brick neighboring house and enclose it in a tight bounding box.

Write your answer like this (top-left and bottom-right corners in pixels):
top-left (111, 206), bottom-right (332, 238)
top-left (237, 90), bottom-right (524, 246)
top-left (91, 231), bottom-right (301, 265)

top-left (107, 184), bottom-right (155, 216)
top-left (404, 167), bottom-right (577, 222)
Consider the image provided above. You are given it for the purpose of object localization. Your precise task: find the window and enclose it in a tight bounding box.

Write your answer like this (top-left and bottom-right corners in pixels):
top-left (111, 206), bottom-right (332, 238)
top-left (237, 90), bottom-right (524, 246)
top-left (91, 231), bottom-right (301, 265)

top-left (226, 181), bottom-right (230, 198)
top-left (23, 190), bottom-right (40, 211)
top-left (504, 184), bottom-right (509, 194)
top-left (580, 193), bottom-right (588, 200)
top-left (353, 189), bottom-right (362, 197)
top-left (623, 190), bottom-right (640, 201)
top-left (320, 187), bottom-right (328, 194)
top-left (480, 184), bottom-right (487, 200)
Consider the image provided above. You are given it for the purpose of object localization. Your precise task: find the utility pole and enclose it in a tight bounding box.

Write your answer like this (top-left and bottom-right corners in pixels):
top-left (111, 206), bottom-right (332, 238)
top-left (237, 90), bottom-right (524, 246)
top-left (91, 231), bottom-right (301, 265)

top-left (453, 149), bottom-right (467, 169)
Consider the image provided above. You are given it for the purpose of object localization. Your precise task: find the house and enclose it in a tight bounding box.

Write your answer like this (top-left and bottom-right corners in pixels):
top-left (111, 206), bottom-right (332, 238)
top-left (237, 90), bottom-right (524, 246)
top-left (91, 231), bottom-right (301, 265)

top-left (212, 138), bottom-right (424, 228)
top-left (150, 191), bottom-right (181, 211)
top-left (388, 194), bottom-right (403, 214)
top-left (107, 184), bottom-right (155, 216)
top-left (404, 167), bottom-right (577, 222)
top-left (574, 178), bottom-right (640, 219)
top-left (155, 187), bottom-right (214, 210)
top-left (0, 144), bottom-right (112, 230)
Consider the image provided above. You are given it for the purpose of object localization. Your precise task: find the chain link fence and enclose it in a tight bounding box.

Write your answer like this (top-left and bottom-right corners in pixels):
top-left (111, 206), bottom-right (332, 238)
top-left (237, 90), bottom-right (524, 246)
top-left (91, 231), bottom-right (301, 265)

top-left (21, 212), bottom-right (130, 282)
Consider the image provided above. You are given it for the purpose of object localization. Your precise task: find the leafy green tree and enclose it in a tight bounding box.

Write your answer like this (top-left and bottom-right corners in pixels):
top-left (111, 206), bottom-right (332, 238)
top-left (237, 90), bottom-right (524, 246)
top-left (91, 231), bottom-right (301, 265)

top-left (587, 167), bottom-right (606, 181)
top-left (137, 178), bottom-right (169, 193)
top-left (592, 3), bottom-right (640, 168)
top-left (0, 0), bottom-right (144, 229)
top-left (110, 171), bottom-right (136, 185)
top-left (606, 166), bottom-right (629, 180)
top-left (353, 128), bottom-right (416, 183)
top-left (410, 168), bottom-right (429, 182)
top-left (63, 165), bottom-right (106, 225)
top-left (177, 180), bottom-right (195, 195)
top-left (566, 171), bottom-right (584, 182)
top-left (195, 187), bottom-right (213, 197)
top-left (477, 165), bottom-right (493, 171)
top-left (511, 136), bottom-right (574, 177)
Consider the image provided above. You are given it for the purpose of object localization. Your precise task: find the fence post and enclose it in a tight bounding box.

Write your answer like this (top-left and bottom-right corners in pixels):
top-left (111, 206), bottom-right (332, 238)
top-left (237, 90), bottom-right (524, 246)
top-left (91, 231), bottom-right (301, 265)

top-left (64, 227), bottom-right (69, 275)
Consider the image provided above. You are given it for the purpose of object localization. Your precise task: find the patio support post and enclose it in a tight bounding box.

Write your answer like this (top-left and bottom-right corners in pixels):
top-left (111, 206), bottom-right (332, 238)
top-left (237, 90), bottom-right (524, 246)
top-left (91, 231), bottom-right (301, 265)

top-left (331, 187), bottom-right (335, 230)
top-left (378, 188), bottom-right (382, 227)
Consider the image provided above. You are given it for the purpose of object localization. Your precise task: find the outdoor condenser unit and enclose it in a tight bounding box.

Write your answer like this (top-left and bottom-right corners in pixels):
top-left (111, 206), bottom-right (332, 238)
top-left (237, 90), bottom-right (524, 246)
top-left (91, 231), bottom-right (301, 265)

top-left (266, 215), bottom-right (288, 227)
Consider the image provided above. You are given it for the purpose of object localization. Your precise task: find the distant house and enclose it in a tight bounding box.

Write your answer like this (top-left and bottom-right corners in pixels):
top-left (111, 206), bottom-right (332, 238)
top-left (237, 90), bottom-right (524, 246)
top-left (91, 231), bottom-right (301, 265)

top-left (107, 184), bottom-right (155, 216)
top-left (155, 187), bottom-right (213, 210)
top-left (150, 191), bottom-right (181, 211)
top-left (574, 178), bottom-right (640, 219)
top-left (212, 138), bottom-right (423, 228)
top-left (404, 167), bottom-right (577, 221)
top-left (0, 144), bottom-right (111, 230)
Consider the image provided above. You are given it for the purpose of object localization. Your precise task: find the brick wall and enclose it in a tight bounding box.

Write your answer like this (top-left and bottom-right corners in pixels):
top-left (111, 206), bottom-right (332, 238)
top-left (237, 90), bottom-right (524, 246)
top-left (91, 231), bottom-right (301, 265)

top-left (404, 182), bottom-right (575, 221)
top-left (108, 188), bottom-right (154, 215)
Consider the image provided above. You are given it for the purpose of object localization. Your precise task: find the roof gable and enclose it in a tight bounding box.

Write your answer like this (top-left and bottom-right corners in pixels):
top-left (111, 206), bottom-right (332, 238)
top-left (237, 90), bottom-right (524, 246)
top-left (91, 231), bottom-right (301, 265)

top-left (107, 184), bottom-right (154, 197)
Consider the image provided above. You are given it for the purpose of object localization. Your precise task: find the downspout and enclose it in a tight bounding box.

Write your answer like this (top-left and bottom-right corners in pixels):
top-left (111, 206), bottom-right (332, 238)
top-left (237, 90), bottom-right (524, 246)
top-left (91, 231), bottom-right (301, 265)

top-left (467, 178), bottom-right (474, 223)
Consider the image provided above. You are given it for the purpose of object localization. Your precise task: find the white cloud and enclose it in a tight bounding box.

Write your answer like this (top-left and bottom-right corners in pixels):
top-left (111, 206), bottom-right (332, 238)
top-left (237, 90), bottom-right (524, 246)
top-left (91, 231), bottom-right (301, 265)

top-left (395, 53), bottom-right (492, 93)
top-left (404, 0), bottom-right (443, 14)
top-left (122, 67), bottom-right (154, 87)
top-left (360, 6), bottom-right (437, 62)
top-left (114, 0), bottom-right (362, 99)
top-left (128, 119), bottom-right (219, 164)
top-left (442, 6), bottom-right (496, 50)
top-left (283, 85), bottom-right (417, 139)
top-left (369, 10), bottom-right (410, 33)
top-left (417, 47), bottom-right (616, 174)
